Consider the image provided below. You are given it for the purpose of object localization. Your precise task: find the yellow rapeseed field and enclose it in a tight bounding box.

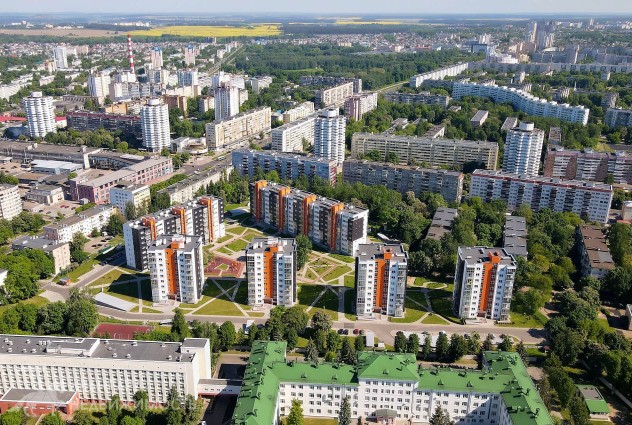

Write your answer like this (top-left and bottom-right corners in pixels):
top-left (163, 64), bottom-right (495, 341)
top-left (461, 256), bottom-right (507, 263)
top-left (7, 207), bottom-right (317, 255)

top-left (334, 20), bottom-right (406, 25)
top-left (130, 25), bottom-right (282, 38)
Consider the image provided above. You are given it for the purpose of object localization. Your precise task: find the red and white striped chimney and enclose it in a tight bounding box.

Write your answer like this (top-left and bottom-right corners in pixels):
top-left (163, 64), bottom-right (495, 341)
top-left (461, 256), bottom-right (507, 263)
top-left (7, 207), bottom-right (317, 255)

top-left (127, 34), bottom-right (135, 74)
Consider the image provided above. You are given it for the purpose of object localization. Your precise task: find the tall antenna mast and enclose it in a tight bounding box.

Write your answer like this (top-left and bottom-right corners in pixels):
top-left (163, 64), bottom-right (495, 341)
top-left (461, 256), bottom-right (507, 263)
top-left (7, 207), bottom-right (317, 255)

top-left (127, 34), bottom-right (135, 74)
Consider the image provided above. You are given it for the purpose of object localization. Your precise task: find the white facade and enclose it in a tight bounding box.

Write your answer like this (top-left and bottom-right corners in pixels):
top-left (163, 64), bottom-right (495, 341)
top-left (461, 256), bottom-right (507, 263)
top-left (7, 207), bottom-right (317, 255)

top-left (184, 45), bottom-right (196, 66)
top-left (140, 99), bottom-right (171, 152)
top-left (0, 335), bottom-right (211, 404)
top-left (314, 108), bottom-right (346, 163)
top-left (282, 101), bottom-right (315, 123)
top-left (470, 170), bottom-right (613, 224)
top-left (502, 122), bottom-right (545, 176)
top-left (0, 185), bottom-right (22, 220)
top-left (151, 47), bottom-right (163, 69)
top-left (409, 62), bottom-right (469, 88)
top-left (42, 205), bottom-right (115, 243)
top-left (453, 247), bottom-right (517, 321)
top-left (271, 115), bottom-right (316, 152)
top-left (23, 92), bottom-right (56, 138)
top-left (206, 107), bottom-right (271, 151)
top-left (246, 237), bottom-right (297, 307)
top-left (53, 46), bottom-right (68, 69)
top-left (147, 235), bottom-right (204, 304)
top-left (110, 184), bottom-right (150, 215)
top-left (177, 69), bottom-right (199, 87)
top-left (453, 82), bottom-right (590, 125)
top-left (344, 92), bottom-right (378, 121)
top-left (214, 85), bottom-right (240, 121)
top-left (355, 244), bottom-right (408, 318)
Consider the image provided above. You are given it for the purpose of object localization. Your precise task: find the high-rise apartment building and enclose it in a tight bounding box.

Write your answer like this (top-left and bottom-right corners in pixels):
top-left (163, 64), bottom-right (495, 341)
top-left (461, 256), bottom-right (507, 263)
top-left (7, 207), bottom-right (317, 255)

top-left (87, 72), bottom-right (111, 102)
top-left (67, 111), bottom-right (142, 139)
top-left (250, 181), bottom-right (368, 255)
top-left (214, 84), bottom-right (240, 121)
top-left (53, 46), bottom-right (68, 69)
top-left (282, 101), bottom-right (315, 123)
top-left (453, 247), bottom-right (517, 321)
top-left (470, 170), bottom-right (613, 224)
top-left (344, 92), bottom-right (378, 121)
top-left (23, 92), bottom-right (56, 139)
top-left (314, 108), bottom-right (346, 163)
top-left (355, 244), bottom-right (408, 318)
top-left (453, 82), bottom-right (590, 125)
top-left (147, 234), bottom-right (204, 304)
top-left (206, 107), bottom-right (271, 151)
top-left (271, 115), bottom-right (316, 152)
top-left (184, 45), bottom-right (196, 66)
top-left (543, 147), bottom-right (632, 184)
top-left (140, 98), bottom-right (171, 152)
top-left (123, 196), bottom-right (225, 270)
top-left (502, 122), bottom-right (545, 176)
top-left (232, 149), bottom-right (337, 184)
top-left (177, 69), bottom-right (199, 87)
top-left (315, 82), bottom-right (354, 107)
top-left (343, 160), bottom-right (464, 202)
top-left (151, 47), bottom-right (163, 68)
top-left (0, 185), bottom-right (23, 220)
top-left (245, 237), bottom-right (297, 307)
top-left (351, 133), bottom-right (499, 170)
top-left (605, 107), bottom-right (632, 128)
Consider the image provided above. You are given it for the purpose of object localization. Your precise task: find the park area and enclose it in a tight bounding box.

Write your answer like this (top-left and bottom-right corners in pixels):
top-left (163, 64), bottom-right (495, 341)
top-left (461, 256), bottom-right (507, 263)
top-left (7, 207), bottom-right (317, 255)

top-left (204, 255), bottom-right (244, 277)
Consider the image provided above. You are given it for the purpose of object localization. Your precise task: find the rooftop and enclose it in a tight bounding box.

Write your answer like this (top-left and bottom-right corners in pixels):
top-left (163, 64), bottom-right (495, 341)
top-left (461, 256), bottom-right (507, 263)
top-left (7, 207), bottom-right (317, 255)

top-left (576, 385), bottom-right (610, 414)
top-left (578, 225), bottom-right (615, 270)
top-left (427, 207), bottom-right (459, 240)
top-left (0, 140), bottom-right (101, 156)
top-left (356, 243), bottom-right (407, 263)
top-left (472, 170), bottom-right (613, 191)
top-left (459, 246), bottom-right (516, 266)
top-left (77, 169), bottom-right (135, 188)
top-left (246, 237), bottom-right (296, 254)
top-left (12, 236), bottom-right (68, 252)
top-left (345, 159), bottom-right (463, 177)
top-left (1, 389), bottom-right (77, 404)
top-left (44, 205), bottom-right (114, 230)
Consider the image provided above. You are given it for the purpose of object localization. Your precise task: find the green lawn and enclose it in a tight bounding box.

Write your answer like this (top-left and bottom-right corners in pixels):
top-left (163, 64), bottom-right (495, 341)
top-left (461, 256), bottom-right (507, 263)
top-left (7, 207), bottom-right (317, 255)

top-left (281, 417), bottom-right (338, 425)
top-left (0, 295), bottom-right (48, 314)
top-left (233, 282), bottom-right (249, 307)
top-left (425, 281), bottom-right (447, 290)
top-left (304, 268), bottom-right (318, 281)
top-left (329, 253), bottom-right (355, 263)
top-left (142, 307), bottom-right (162, 314)
top-left (421, 313), bottom-right (449, 324)
top-left (226, 239), bottom-right (249, 252)
top-left (218, 247), bottom-right (233, 255)
top-left (225, 202), bottom-right (248, 211)
top-left (499, 311), bottom-right (549, 328)
top-left (193, 295), bottom-right (244, 316)
top-left (389, 298), bottom-right (425, 323)
top-left (87, 269), bottom-right (134, 287)
top-left (298, 284), bottom-right (327, 306)
top-left (217, 235), bottom-right (233, 243)
top-left (344, 288), bottom-right (356, 321)
top-left (429, 297), bottom-right (461, 324)
top-left (414, 277), bottom-right (427, 286)
top-left (406, 291), bottom-right (428, 308)
top-left (322, 265), bottom-right (352, 281)
top-left (242, 230), bottom-right (264, 241)
top-left (180, 295), bottom-right (211, 309)
top-left (202, 281), bottom-right (225, 298)
top-left (343, 275), bottom-right (355, 288)
top-left (311, 289), bottom-right (339, 311)
top-left (226, 226), bottom-right (247, 235)
top-left (65, 257), bottom-right (99, 280)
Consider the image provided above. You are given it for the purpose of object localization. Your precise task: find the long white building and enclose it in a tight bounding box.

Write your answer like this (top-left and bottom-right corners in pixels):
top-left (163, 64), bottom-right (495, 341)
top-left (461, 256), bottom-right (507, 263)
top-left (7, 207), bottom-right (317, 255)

top-left (246, 237), bottom-right (297, 307)
top-left (0, 334), bottom-right (211, 404)
top-left (409, 62), bottom-right (469, 88)
top-left (42, 205), bottom-right (115, 243)
top-left (453, 82), bottom-right (590, 125)
top-left (0, 184), bottom-right (23, 220)
top-left (355, 243), bottom-right (408, 318)
top-left (147, 234), bottom-right (204, 304)
top-left (502, 122), bottom-right (545, 176)
top-left (232, 149), bottom-right (337, 184)
top-left (282, 101), bottom-right (315, 123)
top-left (314, 108), bottom-right (345, 163)
top-left (140, 99), bottom-right (171, 152)
top-left (233, 342), bottom-right (553, 425)
top-left (453, 247), bottom-right (517, 321)
top-left (271, 115), bottom-right (316, 152)
top-left (206, 107), bottom-right (271, 151)
top-left (23, 92), bottom-right (56, 138)
top-left (470, 170), bottom-right (613, 223)
top-left (316, 82), bottom-right (354, 107)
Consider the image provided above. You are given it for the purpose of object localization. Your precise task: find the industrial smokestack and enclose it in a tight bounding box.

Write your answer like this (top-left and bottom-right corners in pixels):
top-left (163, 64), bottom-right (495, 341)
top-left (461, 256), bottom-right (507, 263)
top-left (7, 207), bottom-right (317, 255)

top-left (127, 34), bottom-right (135, 74)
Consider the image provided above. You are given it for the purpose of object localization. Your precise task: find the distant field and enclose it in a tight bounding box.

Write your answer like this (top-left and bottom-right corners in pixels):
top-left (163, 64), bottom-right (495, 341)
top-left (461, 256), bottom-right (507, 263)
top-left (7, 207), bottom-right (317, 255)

top-left (0, 28), bottom-right (119, 37)
top-left (334, 20), bottom-right (408, 25)
top-left (131, 24), bottom-right (282, 38)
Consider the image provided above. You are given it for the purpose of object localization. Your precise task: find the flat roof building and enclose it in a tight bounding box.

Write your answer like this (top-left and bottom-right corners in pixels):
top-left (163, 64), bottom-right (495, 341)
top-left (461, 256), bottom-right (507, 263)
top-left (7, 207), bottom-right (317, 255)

top-left (246, 237), bottom-right (297, 307)
top-left (42, 205), bottom-right (115, 243)
top-left (470, 110), bottom-right (489, 127)
top-left (576, 225), bottom-right (615, 280)
top-left (426, 207), bottom-right (458, 240)
top-left (0, 184), bottom-right (22, 220)
top-left (205, 107), bottom-right (271, 152)
top-left (11, 236), bottom-right (71, 275)
top-left (503, 216), bottom-right (528, 258)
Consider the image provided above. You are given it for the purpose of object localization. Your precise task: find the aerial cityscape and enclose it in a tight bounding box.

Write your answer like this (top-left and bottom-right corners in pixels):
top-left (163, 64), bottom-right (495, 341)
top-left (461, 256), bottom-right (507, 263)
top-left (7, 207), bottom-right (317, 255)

top-left (0, 1), bottom-right (632, 424)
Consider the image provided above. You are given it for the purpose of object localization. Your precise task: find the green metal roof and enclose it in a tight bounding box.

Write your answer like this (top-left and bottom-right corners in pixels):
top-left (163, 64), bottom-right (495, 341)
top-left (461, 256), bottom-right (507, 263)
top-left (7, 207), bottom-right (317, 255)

top-left (232, 343), bottom-right (554, 425)
top-left (576, 384), bottom-right (610, 414)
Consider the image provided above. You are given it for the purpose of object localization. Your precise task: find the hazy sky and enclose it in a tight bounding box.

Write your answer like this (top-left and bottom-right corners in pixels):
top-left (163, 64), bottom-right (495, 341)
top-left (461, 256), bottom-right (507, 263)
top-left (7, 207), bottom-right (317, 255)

top-left (5, 0), bottom-right (632, 15)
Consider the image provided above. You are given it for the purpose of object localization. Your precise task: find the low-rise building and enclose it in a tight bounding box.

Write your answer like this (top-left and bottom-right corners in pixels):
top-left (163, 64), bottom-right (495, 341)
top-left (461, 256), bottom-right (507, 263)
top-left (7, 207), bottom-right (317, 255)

top-left (42, 205), bottom-right (115, 243)
top-left (170, 137), bottom-right (208, 155)
top-left (576, 225), bottom-right (615, 280)
top-left (503, 216), bottom-right (528, 258)
top-left (30, 160), bottom-right (82, 175)
top-left (0, 184), bottom-right (22, 220)
top-left (12, 236), bottom-right (71, 275)
top-left (245, 237), bottom-right (297, 307)
top-left (355, 244), bottom-right (408, 318)
top-left (109, 183), bottom-right (150, 215)
top-left (25, 185), bottom-right (65, 206)
top-left (575, 385), bottom-right (610, 421)
top-left (232, 149), bottom-right (337, 185)
top-left (426, 207), bottom-right (458, 240)
top-left (0, 389), bottom-right (80, 417)
top-left (470, 110), bottom-right (489, 127)
top-left (343, 160), bottom-right (463, 203)
top-left (453, 247), bottom-right (517, 321)
top-left (0, 335), bottom-right (211, 404)
top-left (147, 234), bottom-right (204, 304)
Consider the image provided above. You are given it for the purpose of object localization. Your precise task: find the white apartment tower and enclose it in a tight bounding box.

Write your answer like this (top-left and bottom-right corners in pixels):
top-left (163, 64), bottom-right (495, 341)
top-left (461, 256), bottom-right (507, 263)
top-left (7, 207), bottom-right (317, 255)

top-left (502, 122), bottom-right (545, 176)
top-left (0, 185), bottom-right (23, 220)
top-left (355, 244), bottom-right (408, 318)
top-left (214, 84), bottom-right (240, 121)
top-left (452, 247), bottom-right (517, 321)
top-left (147, 234), bottom-right (204, 304)
top-left (140, 98), bottom-right (171, 152)
top-left (314, 108), bottom-right (346, 163)
top-left (246, 237), bottom-right (297, 307)
top-left (23, 92), bottom-right (56, 138)
top-left (53, 46), bottom-right (68, 69)
top-left (151, 47), bottom-right (163, 69)
top-left (87, 72), bottom-right (111, 102)
top-left (184, 45), bottom-right (196, 66)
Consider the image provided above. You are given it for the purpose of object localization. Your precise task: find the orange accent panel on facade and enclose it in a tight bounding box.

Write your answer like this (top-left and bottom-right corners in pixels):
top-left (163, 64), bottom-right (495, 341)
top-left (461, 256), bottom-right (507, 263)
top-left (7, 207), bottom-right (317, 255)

top-left (277, 187), bottom-right (290, 231)
top-left (253, 181), bottom-right (268, 221)
top-left (374, 258), bottom-right (387, 308)
top-left (262, 250), bottom-right (275, 299)
top-left (329, 203), bottom-right (344, 251)
top-left (172, 207), bottom-right (186, 234)
top-left (302, 195), bottom-right (316, 235)
top-left (142, 216), bottom-right (158, 240)
top-left (199, 197), bottom-right (214, 240)
top-left (164, 247), bottom-right (178, 297)
top-left (479, 251), bottom-right (501, 313)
